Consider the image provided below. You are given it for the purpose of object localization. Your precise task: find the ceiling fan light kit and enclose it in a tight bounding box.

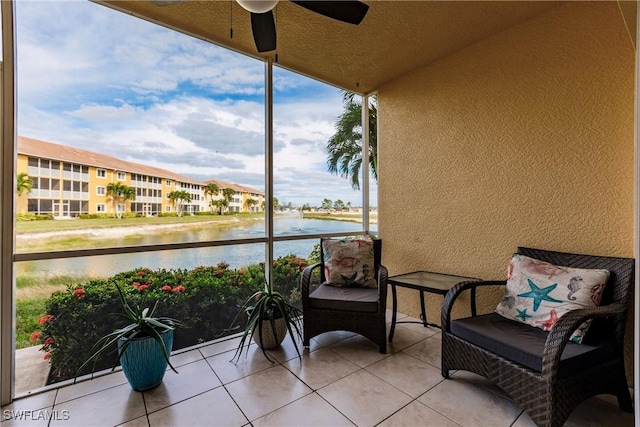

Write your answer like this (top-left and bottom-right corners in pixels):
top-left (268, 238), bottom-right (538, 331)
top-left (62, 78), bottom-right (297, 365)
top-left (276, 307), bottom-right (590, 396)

top-left (236, 0), bottom-right (279, 14)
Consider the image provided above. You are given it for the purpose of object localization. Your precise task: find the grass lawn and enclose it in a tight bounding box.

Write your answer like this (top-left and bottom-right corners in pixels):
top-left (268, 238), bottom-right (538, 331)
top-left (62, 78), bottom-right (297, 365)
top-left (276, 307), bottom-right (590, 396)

top-left (17, 212), bottom-right (263, 234)
top-left (16, 297), bottom-right (48, 349)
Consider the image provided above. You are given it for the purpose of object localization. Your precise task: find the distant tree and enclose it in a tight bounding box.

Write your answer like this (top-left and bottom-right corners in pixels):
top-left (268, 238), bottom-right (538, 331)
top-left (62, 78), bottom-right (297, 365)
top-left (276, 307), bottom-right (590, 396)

top-left (203, 183), bottom-right (220, 213)
top-left (346, 201), bottom-right (352, 211)
top-left (246, 198), bottom-right (257, 212)
top-left (221, 188), bottom-right (236, 215)
top-left (211, 198), bottom-right (228, 215)
top-left (167, 190), bottom-right (192, 217)
top-left (302, 203), bottom-right (311, 211)
top-left (272, 197), bottom-right (279, 211)
top-left (17, 172), bottom-right (33, 196)
top-left (326, 91), bottom-right (378, 190)
top-left (107, 182), bottom-right (136, 218)
top-left (321, 198), bottom-right (333, 210)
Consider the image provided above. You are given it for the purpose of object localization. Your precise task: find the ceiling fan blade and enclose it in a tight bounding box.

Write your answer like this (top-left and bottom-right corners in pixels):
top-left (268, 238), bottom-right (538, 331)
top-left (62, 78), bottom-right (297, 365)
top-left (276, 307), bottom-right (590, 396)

top-left (251, 11), bottom-right (277, 52)
top-left (291, 1), bottom-right (369, 25)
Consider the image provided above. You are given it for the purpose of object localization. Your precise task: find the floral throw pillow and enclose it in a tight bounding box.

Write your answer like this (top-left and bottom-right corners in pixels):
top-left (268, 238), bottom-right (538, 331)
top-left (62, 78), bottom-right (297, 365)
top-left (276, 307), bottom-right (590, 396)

top-left (495, 254), bottom-right (609, 344)
top-left (322, 237), bottom-right (376, 288)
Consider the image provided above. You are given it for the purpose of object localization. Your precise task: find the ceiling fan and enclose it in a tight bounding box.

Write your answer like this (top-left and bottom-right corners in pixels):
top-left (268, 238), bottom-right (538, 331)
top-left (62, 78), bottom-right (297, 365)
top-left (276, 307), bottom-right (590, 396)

top-left (152, 0), bottom-right (369, 53)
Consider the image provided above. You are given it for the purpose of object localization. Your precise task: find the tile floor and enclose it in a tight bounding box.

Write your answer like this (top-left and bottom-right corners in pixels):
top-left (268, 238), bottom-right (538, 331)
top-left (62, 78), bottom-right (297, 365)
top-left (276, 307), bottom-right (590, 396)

top-left (1, 312), bottom-right (635, 427)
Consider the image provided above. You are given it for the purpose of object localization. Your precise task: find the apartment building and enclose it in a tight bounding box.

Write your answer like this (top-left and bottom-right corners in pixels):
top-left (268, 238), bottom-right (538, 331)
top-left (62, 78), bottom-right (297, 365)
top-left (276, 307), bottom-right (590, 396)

top-left (17, 136), bottom-right (264, 217)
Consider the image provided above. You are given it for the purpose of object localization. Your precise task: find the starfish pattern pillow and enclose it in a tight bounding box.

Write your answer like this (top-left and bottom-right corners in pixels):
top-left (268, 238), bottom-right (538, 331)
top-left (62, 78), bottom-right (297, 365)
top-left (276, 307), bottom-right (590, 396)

top-left (495, 254), bottom-right (609, 343)
top-left (322, 237), bottom-right (376, 288)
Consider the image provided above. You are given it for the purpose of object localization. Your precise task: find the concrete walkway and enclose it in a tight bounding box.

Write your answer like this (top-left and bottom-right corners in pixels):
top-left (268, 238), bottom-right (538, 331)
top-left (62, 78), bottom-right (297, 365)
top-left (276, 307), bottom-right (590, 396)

top-left (15, 345), bottom-right (50, 394)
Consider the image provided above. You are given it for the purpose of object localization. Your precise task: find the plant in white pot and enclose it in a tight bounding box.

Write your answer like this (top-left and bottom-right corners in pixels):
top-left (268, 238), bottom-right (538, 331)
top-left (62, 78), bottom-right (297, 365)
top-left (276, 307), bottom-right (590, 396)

top-left (230, 281), bottom-right (303, 363)
top-left (76, 281), bottom-right (186, 391)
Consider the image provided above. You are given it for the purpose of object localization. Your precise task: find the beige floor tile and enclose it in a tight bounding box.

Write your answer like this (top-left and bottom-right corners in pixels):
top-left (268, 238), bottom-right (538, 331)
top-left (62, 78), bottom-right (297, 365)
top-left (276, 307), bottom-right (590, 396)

top-left (168, 349), bottom-right (203, 368)
top-left (225, 365), bottom-right (312, 422)
top-left (564, 396), bottom-right (633, 427)
top-left (117, 415), bottom-right (149, 427)
top-left (377, 400), bottom-right (461, 427)
top-left (56, 370), bottom-right (128, 404)
top-left (148, 387), bottom-right (247, 427)
top-left (418, 378), bottom-right (521, 427)
top-left (1, 414), bottom-right (51, 427)
top-left (207, 345), bottom-right (277, 385)
top-left (394, 322), bottom-right (441, 338)
top-left (252, 393), bottom-right (354, 427)
top-left (317, 369), bottom-right (412, 427)
top-left (452, 370), bottom-right (510, 400)
top-left (266, 332), bottom-right (309, 363)
top-left (283, 347), bottom-right (361, 390)
top-left (328, 335), bottom-right (389, 368)
top-left (198, 336), bottom-right (243, 358)
top-left (309, 330), bottom-right (357, 349)
top-left (1, 389), bottom-right (56, 413)
top-left (386, 326), bottom-right (428, 353)
top-left (402, 333), bottom-right (442, 368)
top-left (143, 359), bottom-right (221, 413)
top-left (366, 352), bottom-right (444, 398)
top-left (50, 383), bottom-right (145, 427)
top-left (510, 411), bottom-right (536, 427)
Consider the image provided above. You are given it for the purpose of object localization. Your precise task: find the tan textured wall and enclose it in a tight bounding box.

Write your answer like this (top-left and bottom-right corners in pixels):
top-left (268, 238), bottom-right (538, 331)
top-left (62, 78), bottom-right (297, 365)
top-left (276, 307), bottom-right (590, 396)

top-left (378, 2), bottom-right (635, 384)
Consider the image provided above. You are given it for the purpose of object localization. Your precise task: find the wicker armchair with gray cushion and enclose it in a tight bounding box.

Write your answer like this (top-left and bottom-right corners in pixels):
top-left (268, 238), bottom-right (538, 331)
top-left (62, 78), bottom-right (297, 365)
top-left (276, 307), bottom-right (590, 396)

top-left (301, 238), bottom-right (387, 353)
top-left (441, 247), bottom-right (634, 427)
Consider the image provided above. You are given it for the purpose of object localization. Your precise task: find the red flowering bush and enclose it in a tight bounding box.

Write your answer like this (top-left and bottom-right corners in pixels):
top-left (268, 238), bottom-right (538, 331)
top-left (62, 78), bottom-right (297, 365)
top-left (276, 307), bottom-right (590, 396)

top-left (32, 254), bottom-right (306, 384)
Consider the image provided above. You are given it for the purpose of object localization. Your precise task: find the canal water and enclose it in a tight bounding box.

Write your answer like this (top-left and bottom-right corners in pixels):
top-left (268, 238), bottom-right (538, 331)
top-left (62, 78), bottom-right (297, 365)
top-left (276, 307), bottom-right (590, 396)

top-left (16, 216), bottom-right (374, 279)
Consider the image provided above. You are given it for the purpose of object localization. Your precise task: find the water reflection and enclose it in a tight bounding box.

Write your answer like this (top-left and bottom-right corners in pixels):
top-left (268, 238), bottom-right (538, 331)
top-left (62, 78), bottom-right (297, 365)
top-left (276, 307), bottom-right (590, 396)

top-left (16, 217), bottom-right (370, 279)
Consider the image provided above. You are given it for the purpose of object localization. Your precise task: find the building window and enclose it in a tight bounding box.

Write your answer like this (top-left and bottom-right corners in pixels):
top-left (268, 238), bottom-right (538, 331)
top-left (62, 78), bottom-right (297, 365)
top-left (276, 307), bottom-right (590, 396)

top-left (117, 204), bottom-right (125, 212)
top-left (117, 171), bottom-right (126, 180)
top-left (97, 186), bottom-right (106, 196)
top-left (97, 169), bottom-right (106, 178)
top-left (166, 180), bottom-right (171, 186)
top-left (165, 205), bottom-right (171, 212)
top-left (96, 204), bottom-right (106, 212)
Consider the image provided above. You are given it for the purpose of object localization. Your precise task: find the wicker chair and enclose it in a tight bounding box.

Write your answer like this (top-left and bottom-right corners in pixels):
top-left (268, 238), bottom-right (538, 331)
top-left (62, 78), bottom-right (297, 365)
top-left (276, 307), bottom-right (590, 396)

top-left (301, 238), bottom-right (388, 353)
top-left (441, 247), bottom-right (634, 427)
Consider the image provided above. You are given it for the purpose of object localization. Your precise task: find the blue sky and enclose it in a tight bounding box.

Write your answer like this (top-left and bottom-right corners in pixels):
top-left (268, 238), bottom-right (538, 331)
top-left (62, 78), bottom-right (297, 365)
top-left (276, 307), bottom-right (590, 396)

top-left (15, 0), bottom-right (376, 207)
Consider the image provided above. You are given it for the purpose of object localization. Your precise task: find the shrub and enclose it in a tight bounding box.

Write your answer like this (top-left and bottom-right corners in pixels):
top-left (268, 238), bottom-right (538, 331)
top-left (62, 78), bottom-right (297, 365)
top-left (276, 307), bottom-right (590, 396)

top-left (33, 255), bottom-right (306, 384)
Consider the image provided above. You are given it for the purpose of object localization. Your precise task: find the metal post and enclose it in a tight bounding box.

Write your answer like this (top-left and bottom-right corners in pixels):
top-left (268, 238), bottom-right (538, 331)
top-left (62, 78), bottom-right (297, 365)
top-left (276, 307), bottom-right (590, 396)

top-left (265, 58), bottom-right (274, 287)
top-left (361, 94), bottom-right (370, 234)
top-left (0, 0), bottom-right (16, 406)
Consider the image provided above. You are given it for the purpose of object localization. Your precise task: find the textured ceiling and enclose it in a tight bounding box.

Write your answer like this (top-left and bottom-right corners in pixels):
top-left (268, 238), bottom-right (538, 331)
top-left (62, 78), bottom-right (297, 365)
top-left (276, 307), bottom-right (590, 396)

top-left (100, 1), bottom-right (563, 94)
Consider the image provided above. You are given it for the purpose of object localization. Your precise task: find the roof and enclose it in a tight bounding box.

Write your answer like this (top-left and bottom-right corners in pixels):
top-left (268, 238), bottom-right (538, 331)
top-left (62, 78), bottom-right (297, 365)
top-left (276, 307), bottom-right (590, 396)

top-left (204, 179), bottom-right (264, 197)
top-left (18, 136), bottom-right (237, 189)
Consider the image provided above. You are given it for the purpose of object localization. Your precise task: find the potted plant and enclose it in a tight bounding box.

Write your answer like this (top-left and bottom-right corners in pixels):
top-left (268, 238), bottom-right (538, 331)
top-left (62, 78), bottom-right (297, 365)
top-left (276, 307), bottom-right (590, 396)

top-left (76, 281), bottom-right (186, 391)
top-left (230, 281), bottom-right (303, 363)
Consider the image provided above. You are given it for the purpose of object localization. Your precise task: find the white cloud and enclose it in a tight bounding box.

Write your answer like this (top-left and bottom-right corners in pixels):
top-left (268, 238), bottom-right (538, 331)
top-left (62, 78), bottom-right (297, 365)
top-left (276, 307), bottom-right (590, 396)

top-left (15, 0), bottom-right (377, 207)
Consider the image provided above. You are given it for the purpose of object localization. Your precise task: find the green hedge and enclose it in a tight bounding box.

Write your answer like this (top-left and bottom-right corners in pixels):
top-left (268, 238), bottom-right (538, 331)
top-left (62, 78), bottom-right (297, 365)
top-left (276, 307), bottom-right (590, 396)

top-left (32, 254), bottom-right (307, 384)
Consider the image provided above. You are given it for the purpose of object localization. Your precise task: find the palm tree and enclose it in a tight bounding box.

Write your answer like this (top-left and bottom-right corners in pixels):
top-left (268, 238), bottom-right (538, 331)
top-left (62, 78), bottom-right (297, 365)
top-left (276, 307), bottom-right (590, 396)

top-left (17, 172), bottom-right (33, 196)
top-left (211, 198), bottom-right (228, 215)
top-left (106, 182), bottom-right (136, 219)
top-left (203, 183), bottom-right (220, 213)
top-left (326, 91), bottom-right (378, 190)
top-left (167, 190), bottom-right (192, 217)
top-left (221, 188), bottom-right (235, 215)
top-left (245, 198), bottom-right (257, 213)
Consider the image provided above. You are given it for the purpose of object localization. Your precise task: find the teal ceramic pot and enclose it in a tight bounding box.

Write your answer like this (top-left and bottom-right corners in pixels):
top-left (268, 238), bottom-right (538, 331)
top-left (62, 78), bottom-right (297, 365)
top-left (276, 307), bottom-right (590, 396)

top-left (118, 329), bottom-right (174, 391)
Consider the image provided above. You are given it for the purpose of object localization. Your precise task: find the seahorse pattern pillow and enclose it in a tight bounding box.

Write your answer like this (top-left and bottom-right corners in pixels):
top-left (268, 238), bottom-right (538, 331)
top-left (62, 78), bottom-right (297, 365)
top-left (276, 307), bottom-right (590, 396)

top-left (322, 237), bottom-right (376, 288)
top-left (495, 254), bottom-right (609, 344)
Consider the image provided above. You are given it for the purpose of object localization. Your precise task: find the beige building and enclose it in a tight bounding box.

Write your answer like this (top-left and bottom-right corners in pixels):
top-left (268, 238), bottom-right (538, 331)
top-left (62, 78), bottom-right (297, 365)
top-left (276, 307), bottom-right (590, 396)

top-left (17, 136), bottom-right (264, 217)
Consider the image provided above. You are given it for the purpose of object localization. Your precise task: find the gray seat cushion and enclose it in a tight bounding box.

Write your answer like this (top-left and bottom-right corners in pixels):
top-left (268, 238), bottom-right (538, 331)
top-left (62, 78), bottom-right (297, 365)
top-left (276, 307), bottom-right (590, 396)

top-left (308, 283), bottom-right (379, 313)
top-left (450, 313), bottom-right (613, 378)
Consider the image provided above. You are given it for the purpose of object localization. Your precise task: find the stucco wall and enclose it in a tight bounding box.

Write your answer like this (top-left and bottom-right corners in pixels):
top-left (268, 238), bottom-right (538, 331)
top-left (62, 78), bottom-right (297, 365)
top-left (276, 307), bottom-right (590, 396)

top-left (378, 2), bottom-right (635, 385)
